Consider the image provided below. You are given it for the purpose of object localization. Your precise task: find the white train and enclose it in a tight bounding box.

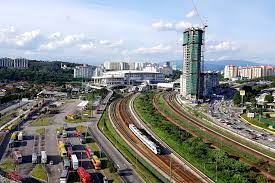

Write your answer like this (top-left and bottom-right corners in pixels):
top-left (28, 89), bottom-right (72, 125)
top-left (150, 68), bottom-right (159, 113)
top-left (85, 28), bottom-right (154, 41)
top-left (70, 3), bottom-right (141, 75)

top-left (129, 124), bottom-right (161, 154)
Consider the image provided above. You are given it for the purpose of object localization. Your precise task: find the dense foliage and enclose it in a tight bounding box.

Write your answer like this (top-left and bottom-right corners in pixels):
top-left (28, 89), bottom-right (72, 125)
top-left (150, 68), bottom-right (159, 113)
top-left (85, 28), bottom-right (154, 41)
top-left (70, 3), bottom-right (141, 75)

top-left (0, 61), bottom-right (76, 84)
top-left (265, 94), bottom-right (274, 103)
top-left (135, 93), bottom-right (269, 183)
top-left (233, 84), bottom-right (272, 105)
top-left (0, 88), bottom-right (38, 104)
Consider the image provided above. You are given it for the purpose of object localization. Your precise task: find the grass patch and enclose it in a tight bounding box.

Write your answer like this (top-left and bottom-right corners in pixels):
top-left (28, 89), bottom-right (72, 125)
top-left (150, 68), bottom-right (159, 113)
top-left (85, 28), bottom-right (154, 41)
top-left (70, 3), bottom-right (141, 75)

top-left (99, 110), bottom-right (167, 183)
top-left (0, 111), bottom-right (18, 126)
top-left (103, 168), bottom-right (122, 183)
top-left (31, 164), bottom-right (48, 182)
top-left (87, 142), bottom-right (100, 151)
top-left (35, 128), bottom-right (45, 135)
top-left (30, 116), bottom-right (53, 127)
top-left (0, 156), bottom-right (16, 172)
top-left (241, 114), bottom-right (275, 133)
top-left (75, 125), bottom-right (87, 133)
top-left (65, 117), bottom-right (89, 123)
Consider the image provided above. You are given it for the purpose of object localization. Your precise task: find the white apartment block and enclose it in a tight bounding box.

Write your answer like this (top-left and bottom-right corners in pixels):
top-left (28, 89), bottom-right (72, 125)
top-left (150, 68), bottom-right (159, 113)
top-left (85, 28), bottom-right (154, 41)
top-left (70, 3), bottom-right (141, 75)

top-left (224, 65), bottom-right (238, 80)
top-left (238, 65), bottom-right (275, 79)
top-left (0, 57), bottom-right (28, 68)
top-left (104, 61), bottom-right (130, 71)
top-left (73, 65), bottom-right (93, 79)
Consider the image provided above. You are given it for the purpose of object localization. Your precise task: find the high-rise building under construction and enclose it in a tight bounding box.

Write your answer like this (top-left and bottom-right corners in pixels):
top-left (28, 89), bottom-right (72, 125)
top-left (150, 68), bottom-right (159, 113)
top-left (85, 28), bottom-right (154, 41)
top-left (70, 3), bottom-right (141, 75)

top-left (180, 27), bottom-right (204, 100)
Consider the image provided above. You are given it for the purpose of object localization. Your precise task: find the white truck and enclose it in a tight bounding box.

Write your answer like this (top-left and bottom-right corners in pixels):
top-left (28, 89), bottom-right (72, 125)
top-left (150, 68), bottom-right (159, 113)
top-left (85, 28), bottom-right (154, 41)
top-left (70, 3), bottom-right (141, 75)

top-left (18, 131), bottom-right (23, 141)
top-left (71, 154), bottom-right (78, 170)
top-left (32, 152), bottom-right (38, 164)
top-left (41, 151), bottom-right (47, 164)
top-left (14, 151), bottom-right (22, 164)
top-left (60, 169), bottom-right (69, 183)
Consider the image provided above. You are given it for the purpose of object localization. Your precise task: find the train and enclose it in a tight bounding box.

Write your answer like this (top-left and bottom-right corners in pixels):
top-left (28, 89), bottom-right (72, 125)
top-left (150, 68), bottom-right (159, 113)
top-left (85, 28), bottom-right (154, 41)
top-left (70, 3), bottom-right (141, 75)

top-left (129, 124), bottom-right (161, 154)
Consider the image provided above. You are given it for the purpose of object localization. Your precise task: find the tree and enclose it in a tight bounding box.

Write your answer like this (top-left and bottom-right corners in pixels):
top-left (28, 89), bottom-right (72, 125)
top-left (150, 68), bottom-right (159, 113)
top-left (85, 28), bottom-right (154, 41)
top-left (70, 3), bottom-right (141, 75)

top-left (265, 94), bottom-right (273, 103)
top-left (233, 92), bottom-right (241, 105)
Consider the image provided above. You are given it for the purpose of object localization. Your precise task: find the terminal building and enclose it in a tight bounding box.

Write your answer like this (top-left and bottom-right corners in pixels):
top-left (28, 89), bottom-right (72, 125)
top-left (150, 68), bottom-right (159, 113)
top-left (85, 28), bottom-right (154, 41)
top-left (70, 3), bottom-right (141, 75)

top-left (92, 70), bottom-right (164, 86)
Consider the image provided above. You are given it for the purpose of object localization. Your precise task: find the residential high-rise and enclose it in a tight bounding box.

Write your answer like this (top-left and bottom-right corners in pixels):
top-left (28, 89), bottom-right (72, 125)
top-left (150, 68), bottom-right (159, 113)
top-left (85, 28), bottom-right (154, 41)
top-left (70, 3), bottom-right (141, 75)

top-left (0, 57), bottom-right (29, 68)
top-left (224, 65), bottom-right (238, 80)
top-left (73, 64), bottom-right (93, 79)
top-left (181, 27), bottom-right (204, 100)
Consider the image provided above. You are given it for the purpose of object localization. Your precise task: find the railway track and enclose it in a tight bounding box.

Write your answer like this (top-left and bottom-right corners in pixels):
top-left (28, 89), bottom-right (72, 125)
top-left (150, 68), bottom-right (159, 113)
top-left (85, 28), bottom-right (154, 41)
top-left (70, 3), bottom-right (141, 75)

top-left (109, 94), bottom-right (205, 183)
top-left (154, 92), bottom-right (275, 165)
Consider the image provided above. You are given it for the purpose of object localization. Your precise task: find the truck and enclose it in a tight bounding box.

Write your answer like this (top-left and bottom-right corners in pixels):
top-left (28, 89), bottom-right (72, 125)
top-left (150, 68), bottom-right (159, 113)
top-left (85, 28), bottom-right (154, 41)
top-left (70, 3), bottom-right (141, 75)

top-left (71, 154), bottom-right (79, 170)
top-left (79, 135), bottom-right (86, 144)
top-left (8, 139), bottom-right (14, 148)
top-left (41, 151), bottom-right (47, 164)
top-left (17, 132), bottom-right (23, 141)
top-left (91, 155), bottom-right (101, 170)
top-left (60, 169), bottom-right (69, 183)
top-left (14, 151), bottom-right (22, 164)
top-left (77, 167), bottom-right (91, 183)
top-left (63, 156), bottom-right (70, 169)
top-left (62, 130), bottom-right (68, 138)
top-left (11, 132), bottom-right (17, 140)
top-left (32, 152), bottom-right (38, 164)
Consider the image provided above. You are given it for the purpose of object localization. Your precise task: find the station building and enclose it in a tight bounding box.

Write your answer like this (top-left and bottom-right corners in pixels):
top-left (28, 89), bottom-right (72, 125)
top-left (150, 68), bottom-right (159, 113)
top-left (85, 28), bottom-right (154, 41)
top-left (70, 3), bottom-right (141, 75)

top-left (92, 70), bottom-right (164, 86)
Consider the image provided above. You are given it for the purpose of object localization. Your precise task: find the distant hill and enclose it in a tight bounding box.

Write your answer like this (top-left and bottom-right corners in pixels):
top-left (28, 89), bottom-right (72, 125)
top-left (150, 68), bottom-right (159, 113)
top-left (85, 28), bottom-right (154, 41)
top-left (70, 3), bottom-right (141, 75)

top-left (171, 60), bottom-right (261, 71)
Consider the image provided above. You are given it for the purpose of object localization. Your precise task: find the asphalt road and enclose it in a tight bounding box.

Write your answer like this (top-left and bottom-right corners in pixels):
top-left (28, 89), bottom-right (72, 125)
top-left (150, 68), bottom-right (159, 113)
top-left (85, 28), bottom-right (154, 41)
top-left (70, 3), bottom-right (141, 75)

top-left (89, 124), bottom-right (142, 183)
top-left (88, 90), bottom-right (143, 183)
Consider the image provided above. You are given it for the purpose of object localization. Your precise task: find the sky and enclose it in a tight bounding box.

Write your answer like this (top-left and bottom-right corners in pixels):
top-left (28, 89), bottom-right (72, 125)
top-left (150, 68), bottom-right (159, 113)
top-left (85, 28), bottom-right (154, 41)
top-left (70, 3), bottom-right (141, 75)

top-left (0, 0), bottom-right (275, 64)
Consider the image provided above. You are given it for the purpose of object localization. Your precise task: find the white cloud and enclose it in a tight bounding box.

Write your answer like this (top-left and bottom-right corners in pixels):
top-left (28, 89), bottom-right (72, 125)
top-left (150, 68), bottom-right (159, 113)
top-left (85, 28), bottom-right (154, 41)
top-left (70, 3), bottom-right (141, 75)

top-left (14, 29), bottom-right (40, 46)
top-left (39, 33), bottom-right (85, 50)
top-left (133, 44), bottom-right (171, 54)
top-left (99, 39), bottom-right (123, 48)
top-left (152, 20), bottom-right (193, 32)
top-left (0, 26), bottom-right (40, 47)
top-left (186, 10), bottom-right (197, 18)
top-left (174, 21), bottom-right (193, 31)
top-left (151, 21), bottom-right (174, 31)
top-left (79, 42), bottom-right (96, 51)
top-left (208, 41), bottom-right (238, 52)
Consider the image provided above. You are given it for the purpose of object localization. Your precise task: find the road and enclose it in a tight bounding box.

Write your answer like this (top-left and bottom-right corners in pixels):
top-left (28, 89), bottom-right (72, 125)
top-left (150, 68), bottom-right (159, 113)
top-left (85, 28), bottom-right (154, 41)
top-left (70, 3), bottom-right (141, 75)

top-left (159, 92), bottom-right (275, 163)
top-left (0, 101), bottom-right (28, 115)
top-left (88, 90), bottom-right (143, 183)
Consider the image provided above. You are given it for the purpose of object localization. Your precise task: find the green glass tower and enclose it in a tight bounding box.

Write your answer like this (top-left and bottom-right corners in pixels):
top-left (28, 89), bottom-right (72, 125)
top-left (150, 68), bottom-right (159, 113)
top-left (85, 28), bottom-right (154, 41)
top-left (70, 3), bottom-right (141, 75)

top-left (181, 27), bottom-right (204, 100)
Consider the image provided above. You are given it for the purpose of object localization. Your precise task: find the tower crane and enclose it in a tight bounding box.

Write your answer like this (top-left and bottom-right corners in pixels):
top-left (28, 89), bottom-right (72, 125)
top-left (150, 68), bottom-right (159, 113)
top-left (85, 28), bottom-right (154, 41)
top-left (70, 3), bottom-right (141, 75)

top-left (191, 0), bottom-right (208, 72)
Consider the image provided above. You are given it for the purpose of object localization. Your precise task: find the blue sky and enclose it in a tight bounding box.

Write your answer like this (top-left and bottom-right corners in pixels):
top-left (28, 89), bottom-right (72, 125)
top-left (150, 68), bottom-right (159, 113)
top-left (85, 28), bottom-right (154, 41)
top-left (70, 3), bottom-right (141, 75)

top-left (0, 0), bottom-right (274, 64)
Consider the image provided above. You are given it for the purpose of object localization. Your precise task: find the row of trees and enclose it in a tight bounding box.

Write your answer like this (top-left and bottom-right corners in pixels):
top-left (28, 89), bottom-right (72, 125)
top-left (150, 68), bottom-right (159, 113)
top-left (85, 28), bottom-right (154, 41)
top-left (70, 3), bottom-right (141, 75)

top-left (136, 93), bottom-right (269, 183)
